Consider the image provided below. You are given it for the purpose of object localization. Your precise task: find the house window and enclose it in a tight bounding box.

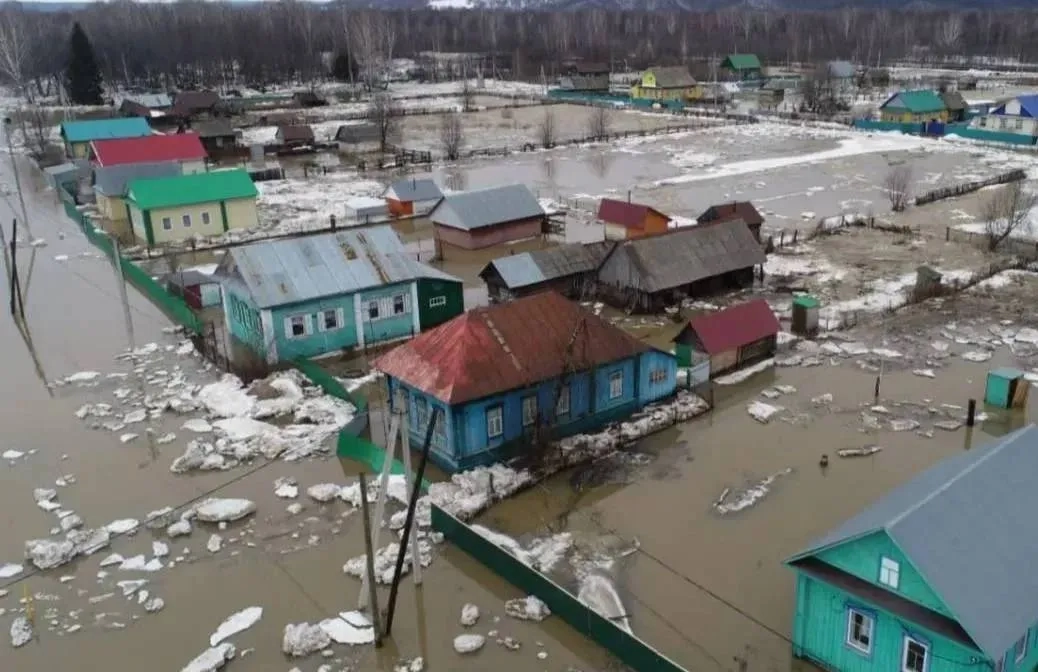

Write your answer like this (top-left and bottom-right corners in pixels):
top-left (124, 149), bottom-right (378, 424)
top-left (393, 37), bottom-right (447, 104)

top-left (1000, 117), bottom-right (1008, 130)
top-left (1016, 634), bottom-right (1028, 662)
top-left (201, 211), bottom-right (211, 225)
top-left (902, 636), bottom-right (928, 672)
top-left (522, 395), bottom-right (537, 427)
top-left (286, 315), bottom-right (309, 338)
top-left (414, 396), bottom-right (428, 430)
top-left (556, 385), bottom-right (570, 416)
top-left (1016, 118), bottom-right (1024, 131)
top-left (429, 296), bottom-right (447, 308)
top-left (367, 300), bottom-right (379, 320)
top-left (320, 309), bottom-right (340, 332)
top-left (486, 405), bottom-right (503, 438)
top-left (879, 556), bottom-right (900, 589)
top-left (393, 294), bottom-right (406, 315)
top-left (182, 214), bottom-right (192, 228)
top-left (845, 608), bottom-right (873, 654)
top-left (608, 371), bottom-right (623, 399)
top-left (649, 369), bottom-right (667, 384)
top-left (979, 117), bottom-right (987, 127)
top-left (161, 216), bottom-right (172, 231)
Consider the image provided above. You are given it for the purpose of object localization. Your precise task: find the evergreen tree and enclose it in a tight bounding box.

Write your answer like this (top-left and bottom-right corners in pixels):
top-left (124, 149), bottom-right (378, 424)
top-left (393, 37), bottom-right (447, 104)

top-left (331, 50), bottom-right (357, 83)
top-left (66, 22), bottom-right (103, 105)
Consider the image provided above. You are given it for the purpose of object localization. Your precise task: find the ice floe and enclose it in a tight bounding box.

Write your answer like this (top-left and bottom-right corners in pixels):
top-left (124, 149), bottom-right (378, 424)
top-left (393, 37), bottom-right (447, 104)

top-left (209, 606), bottom-right (263, 646)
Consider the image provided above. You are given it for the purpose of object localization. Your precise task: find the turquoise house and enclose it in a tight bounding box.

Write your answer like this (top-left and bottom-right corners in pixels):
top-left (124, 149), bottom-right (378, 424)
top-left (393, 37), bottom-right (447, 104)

top-left (375, 291), bottom-right (678, 472)
top-left (787, 425), bottom-right (1038, 672)
top-left (59, 117), bottom-right (152, 159)
top-left (215, 225), bottom-right (463, 364)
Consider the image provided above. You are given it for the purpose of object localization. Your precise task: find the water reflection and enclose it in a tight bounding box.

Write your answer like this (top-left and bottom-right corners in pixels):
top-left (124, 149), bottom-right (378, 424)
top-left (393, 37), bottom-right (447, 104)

top-left (443, 167), bottom-right (466, 192)
top-left (540, 155), bottom-right (556, 182)
top-left (589, 150), bottom-right (613, 180)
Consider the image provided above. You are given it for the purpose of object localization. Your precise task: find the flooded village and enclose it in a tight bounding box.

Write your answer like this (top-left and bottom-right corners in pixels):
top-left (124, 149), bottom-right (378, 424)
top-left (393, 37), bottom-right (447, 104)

top-left (6, 14), bottom-right (1038, 672)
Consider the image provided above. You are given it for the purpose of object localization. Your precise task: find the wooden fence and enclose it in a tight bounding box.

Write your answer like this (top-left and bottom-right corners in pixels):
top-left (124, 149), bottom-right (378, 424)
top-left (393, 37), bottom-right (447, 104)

top-left (460, 123), bottom-right (710, 159)
top-left (947, 227), bottom-right (1038, 257)
top-left (914, 169), bottom-right (1026, 206)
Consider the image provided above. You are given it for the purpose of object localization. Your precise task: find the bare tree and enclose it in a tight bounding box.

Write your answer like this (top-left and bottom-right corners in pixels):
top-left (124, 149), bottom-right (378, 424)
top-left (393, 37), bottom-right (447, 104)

top-left (460, 77), bottom-right (475, 113)
top-left (538, 107), bottom-right (556, 149)
top-left (983, 181), bottom-right (1038, 252)
top-left (439, 112), bottom-right (464, 160)
top-left (883, 165), bottom-right (913, 212)
top-left (368, 92), bottom-right (401, 153)
top-left (587, 105), bottom-right (610, 140)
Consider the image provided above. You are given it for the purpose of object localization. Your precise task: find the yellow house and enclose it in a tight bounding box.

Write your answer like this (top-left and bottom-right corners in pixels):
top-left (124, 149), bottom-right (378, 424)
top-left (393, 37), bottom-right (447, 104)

top-left (630, 66), bottom-right (702, 102)
top-left (59, 118), bottom-right (152, 159)
top-left (879, 90), bottom-right (949, 123)
top-left (93, 161), bottom-right (182, 226)
top-left (125, 169), bottom-right (259, 246)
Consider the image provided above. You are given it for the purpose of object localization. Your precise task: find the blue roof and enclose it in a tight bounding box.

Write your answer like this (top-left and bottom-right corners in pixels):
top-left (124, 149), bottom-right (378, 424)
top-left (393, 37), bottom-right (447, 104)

top-left (993, 94), bottom-right (1038, 118)
top-left (221, 225), bottom-right (460, 308)
top-left (385, 177), bottom-right (443, 203)
top-left (789, 425), bottom-right (1038, 659)
top-left (61, 118), bottom-right (152, 143)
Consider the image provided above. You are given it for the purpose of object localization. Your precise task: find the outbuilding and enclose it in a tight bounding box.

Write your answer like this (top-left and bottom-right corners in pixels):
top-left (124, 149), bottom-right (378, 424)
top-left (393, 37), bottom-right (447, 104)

top-left (275, 124), bottom-right (316, 149)
top-left (598, 198), bottom-right (671, 240)
top-left (345, 196), bottom-right (391, 224)
top-left (672, 299), bottom-right (780, 378)
top-left (430, 184), bottom-right (545, 250)
top-left (383, 177), bottom-right (443, 217)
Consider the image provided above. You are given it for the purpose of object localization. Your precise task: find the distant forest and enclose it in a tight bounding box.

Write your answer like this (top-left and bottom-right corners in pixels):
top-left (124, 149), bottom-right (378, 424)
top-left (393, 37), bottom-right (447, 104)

top-left (1, 3), bottom-right (1037, 96)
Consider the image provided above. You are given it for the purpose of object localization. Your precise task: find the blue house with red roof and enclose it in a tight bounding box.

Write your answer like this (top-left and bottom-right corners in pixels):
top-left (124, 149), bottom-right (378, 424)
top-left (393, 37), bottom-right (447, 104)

top-left (374, 291), bottom-right (677, 472)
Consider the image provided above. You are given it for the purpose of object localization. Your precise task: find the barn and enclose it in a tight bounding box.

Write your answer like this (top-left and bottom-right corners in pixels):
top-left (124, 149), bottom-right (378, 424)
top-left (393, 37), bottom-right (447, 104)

top-left (672, 299), bottom-right (780, 378)
top-left (430, 184), bottom-right (545, 250)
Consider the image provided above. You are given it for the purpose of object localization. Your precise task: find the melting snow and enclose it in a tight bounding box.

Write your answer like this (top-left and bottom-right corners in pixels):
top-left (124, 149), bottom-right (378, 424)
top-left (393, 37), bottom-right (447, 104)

top-left (453, 633), bottom-right (486, 654)
top-left (504, 595), bottom-right (551, 623)
top-left (0, 563), bottom-right (23, 579)
top-left (319, 610), bottom-right (374, 645)
top-left (577, 575), bottom-right (630, 634)
top-left (283, 622), bottom-right (331, 657)
top-left (181, 643), bottom-right (236, 672)
top-left (192, 498), bottom-right (256, 523)
top-left (210, 606), bottom-right (264, 646)
top-left (715, 359), bottom-right (775, 385)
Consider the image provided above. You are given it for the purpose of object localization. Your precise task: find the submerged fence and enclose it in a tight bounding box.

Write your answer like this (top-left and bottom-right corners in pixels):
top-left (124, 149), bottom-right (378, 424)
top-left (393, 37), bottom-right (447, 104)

top-left (914, 168), bottom-right (1026, 206)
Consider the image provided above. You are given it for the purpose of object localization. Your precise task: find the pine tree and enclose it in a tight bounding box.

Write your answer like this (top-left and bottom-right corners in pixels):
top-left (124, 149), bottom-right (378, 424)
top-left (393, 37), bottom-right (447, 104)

top-left (66, 22), bottom-right (104, 105)
top-left (331, 50), bottom-right (357, 83)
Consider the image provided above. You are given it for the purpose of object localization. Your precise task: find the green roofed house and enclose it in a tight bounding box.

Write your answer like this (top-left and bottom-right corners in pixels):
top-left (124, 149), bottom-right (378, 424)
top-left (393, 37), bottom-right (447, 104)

top-left (880, 90), bottom-right (948, 123)
top-left (721, 54), bottom-right (762, 81)
top-left (786, 424), bottom-right (1038, 672)
top-left (60, 117), bottom-right (152, 159)
top-left (125, 169), bottom-right (259, 246)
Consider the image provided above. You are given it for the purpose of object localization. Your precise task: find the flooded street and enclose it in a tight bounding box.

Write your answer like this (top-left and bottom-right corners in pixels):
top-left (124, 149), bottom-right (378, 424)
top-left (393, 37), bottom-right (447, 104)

top-left (0, 155), bottom-right (613, 671)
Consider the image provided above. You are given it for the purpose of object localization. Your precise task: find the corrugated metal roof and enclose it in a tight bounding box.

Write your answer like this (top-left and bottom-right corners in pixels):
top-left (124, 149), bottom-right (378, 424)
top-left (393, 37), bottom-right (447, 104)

top-left (602, 220), bottom-right (764, 294)
top-left (683, 299), bottom-right (779, 354)
top-left (374, 290), bottom-right (658, 404)
top-left (789, 424), bottom-right (1038, 660)
top-left (430, 184), bottom-right (544, 231)
top-left (480, 241), bottom-right (614, 290)
top-left (223, 225), bottom-right (460, 308)
top-left (192, 120), bottom-right (237, 138)
top-left (385, 177), bottom-right (443, 202)
top-left (278, 124), bottom-right (315, 142)
top-left (94, 161), bottom-right (182, 197)
top-left (125, 93), bottom-right (172, 109)
top-left (126, 169), bottom-right (257, 210)
top-left (60, 118), bottom-right (152, 143)
top-left (723, 54), bottom-right (762, 71)
top-left (882, 90), bottom-right (946, 114)
top-left (92, 133), bottom-right (207, 167)
top-left (484, 254), bottom-right (546, 289)
top-left (647, 66), bottom-right (697, 88)
top-left (597, 198), bottom-right (669, 230)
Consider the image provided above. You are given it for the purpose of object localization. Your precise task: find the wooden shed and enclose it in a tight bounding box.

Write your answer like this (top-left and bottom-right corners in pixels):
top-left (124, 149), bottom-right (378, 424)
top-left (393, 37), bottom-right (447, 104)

top-left (597, 198), bottom-right (671, 240)
top-left (673, 299), bottom-right (780, 378)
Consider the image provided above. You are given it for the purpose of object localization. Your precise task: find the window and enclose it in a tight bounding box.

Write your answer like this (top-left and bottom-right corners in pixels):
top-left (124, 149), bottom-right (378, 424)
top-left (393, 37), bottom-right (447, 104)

top-left (486, 405), bottom-right (503, 438)
top-left (414, 396), bottom-right (428, 430)
top-left (608, 371), bottom-right (623, 399)
top-left (979, 117), bottom-right (987, 127)
top-left (1016, 118), bottom-right (1025, 131)
top-left (1015, 635), bottom-right (1028, 662)
top-left (201, 211), bottom-right (211, 225)
top-left (367, 300), bottom-right (379, 320)
top-left (182, 214), bottom-right (192, 228)
top-left (556, 385), bottom-right (570, 416)
top-left (1000, 117), bottom-right (1008, 130)
top-left (161, 216), bottom-right (172, 231)
top-left (320, 309), bottom-right (340, 332)
top-left (522, 395), bottom-right (537, 427)
top-left (845, 609), bottom-right (874, 654)
top-left (393, 294), bottom-right (406, 315)
top-left (879, 557), bottom-right (900, 589)
top-left (286, 315), bottom-right (309, 338)
top-left (902, 637), bottom-right (928, 672)
top-left (429, 296), bottom-right (447, 308)
top-left (649, 369), bottom-right (667, 384)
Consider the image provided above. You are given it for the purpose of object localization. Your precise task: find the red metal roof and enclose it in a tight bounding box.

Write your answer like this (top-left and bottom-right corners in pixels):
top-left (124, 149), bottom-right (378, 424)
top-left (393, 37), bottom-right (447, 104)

top-left (375, 291), bottom-right (653, 404)
top-left (597, 198), bottom-right (669, 230)
top-left (685, 299), bottom-right (780, 355)
top-left (92, 133), bottom-right (207, 167)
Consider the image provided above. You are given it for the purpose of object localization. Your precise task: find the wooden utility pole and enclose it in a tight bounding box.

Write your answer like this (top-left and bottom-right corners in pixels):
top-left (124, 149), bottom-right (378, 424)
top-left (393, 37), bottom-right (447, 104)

top-left (358, 413), bottom-right (400, 611)
top-left (398, 408), bottom-right (422, 586)
top-left (9, 218), bottom-right (24, 319)
top-left (358, 473), bottom-right (383, 648)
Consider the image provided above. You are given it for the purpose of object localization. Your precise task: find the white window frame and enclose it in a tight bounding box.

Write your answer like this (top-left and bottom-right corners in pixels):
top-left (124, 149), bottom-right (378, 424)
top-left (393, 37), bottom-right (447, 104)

top-left (650, 369), bottom-right (667, 384)
top-left (201, 211), bottom-right (211, 226)
top-left (845, 608), bottom-right (874, 655)
top-left (392, 294), bottom-right (406, 315)
top-left (879, 556), bottom-right (900, 589)
top-left (182, 213), bottom-right (192, 228)
top-left (608, 371), bottom-right (623, 400)
top-left (1016, 118), bottom-right (1025, 131)
top-left (486, 405), bottom-right (503, 439)
top-left (285, 314), bottom-right (311, 339)
top-left (556, 385), bottom-right (570, 416)
top-left (1015, 634), bottom-right (1028, 662)
top-left (902, 636), bottom-right (929, 672)
top-left (522, 395), bottom-right (537, 427)
top-left (318, 308), bottom-right (343, 332)
top-left (161, 216), bottom-right (172, 231)
top-left (429, 296), bottom-right (447, 308)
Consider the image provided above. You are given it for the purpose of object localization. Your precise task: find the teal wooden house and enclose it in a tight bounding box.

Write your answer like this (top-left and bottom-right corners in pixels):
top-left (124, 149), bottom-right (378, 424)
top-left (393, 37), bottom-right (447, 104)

top-left (215, 225), bottom-right (463, 364)
top-left (985, 367), bottom-right (1027, 409)
top-left (786, 425), bottom-right (1038, 672)
top-left (374, 291), bottom-right (678, 472)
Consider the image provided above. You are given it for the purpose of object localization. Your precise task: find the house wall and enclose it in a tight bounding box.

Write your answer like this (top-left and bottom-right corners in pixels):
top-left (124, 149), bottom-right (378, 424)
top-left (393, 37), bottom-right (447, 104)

top-left (386, 197), bottom-right (413, 217)
top-left (881, 107), bottom-right (948, 123)
top-left (129, 203), bottom-right (147, 242)
top-left (434, 217), bottom-right (542, 250)
top-left (791, 571), bottom-right (982, 672)
top-left (709, 349), bottom-right (740, 376)
top-left (223, 286), bottom-right (267, 357)
top-left (559, 73), bottom-right (610, 91)
top-left (97, 193), bottom-right (128, 223)
top-left (973, 114), bottom-right (1038, 136)
top-left (386, 379), bottom-right (456, 468)
top-left (357, 282), bottom-right (418, 347)
top-left (224, 198), bottom-right (260, 231)
top-left (148, 201), bottom-right (229, 243)
top-left (416, 278), bottom-right (464, 330)
top-left (68, 141), bottom-right (90, 159)
top-left (737, 335), bottom-right (777, 365)
top-left (603, 222), bottom-right (632, 240)
top-left (630, 85), bottom-right (697, 102)
top-left (636, 349), bottom-right (678, 404)
top-left (270, 293), bottom-right (358, 361)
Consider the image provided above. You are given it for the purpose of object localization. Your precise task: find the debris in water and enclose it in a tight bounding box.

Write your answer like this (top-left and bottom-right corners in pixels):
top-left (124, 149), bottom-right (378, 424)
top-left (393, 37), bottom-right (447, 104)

top-left (394, 657), bottom-right (425, 672)
top-left (0, 563), bottom-right (23, 579)
top-left (2, 450), bottom-right (24, 461)
top-left (283, 622), bottom-right (332, 657)
top-left (713, 469), bottom-right (793, 515)
top-left (468, 527), bottom-right (572, 573)
top-left (307, 483), bottom-right (341, 503)
top-left (460, 603), bottom-right (480, 626)
top-left (144, 597), bottom-right (165, 613)
top-left (210, 606), bottom-right (263, 646)
top-left (118, 555), bottom-right (163, 572)
top-left (286, 503), bottom-right (304, 516)
top-left (10, 616), bottom-right (32, 647)
top-left (25, 539), bottom-right (76, 570)
top-left (889, 419), bottom-right (920, 432)
top-left (63, 371), bottom-right (101, 384)
top-left (962, 351), bottom-right (992, 363)
top-left (811, 393), bottom-right (834, 405)
top-left (715, 358), bottom-right (774, 385)
top-left (106, 519), bottom-right (140, 535)
top-left (912, 369), bottom-right (936, 379)
top-left (747, 401), bottom-right (783, 424)
top-left (837, 446), bottom-right (882, 458)
top-left (274, 477), bottom-right (298, 499)
top-left (453, 634), bottom-right (486, 654)
top-left (167, 520), bottom-right (192, 538)
top-left (117, 579), bottom-right (148, 597)
top-left (319, 610), bottom-right (374, 645)
top-left (935, 420), bottom-right (963, 431)
top-left (192, 498), bottom-right (256, 523)
top-left (156, 433), bottom-right (177, 445)
top-left (152, 541), bottom-right (169, 558)
top-left (181, 643), bottom-right (236, 672)
top-left (99, 553), bottom-right (124, 568)
top-left (577, 574), bottom-right (630, 633)
top-left (505, 595), bottom-right (551, 622)
top-left (182, 418), bottom-right (213, 433)
top-left (207, 534), bottom-right (222, 553)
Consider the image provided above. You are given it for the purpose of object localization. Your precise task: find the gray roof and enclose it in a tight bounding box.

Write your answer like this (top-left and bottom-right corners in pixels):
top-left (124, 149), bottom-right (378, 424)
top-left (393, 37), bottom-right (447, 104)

top-left (827, 60), bottom-right (856, 79)
top-left (600, 220), bottom-right (764, 293)
top-left (482, 241), bottom-right (614, 289)
top-left (219, 225), bottom-right (460, 308)
top-left (430, 184), bottom-right (544, 231)
top-left (649, 66), bottom-right (697, 88)
top-left (335, 123), bottom-right (380, 143)
top-left (385, 177), bottom-right (443, 203)
top-left (125, 93), bottom-right (172, 109)
top-left (93, 161), bottom-right (182, 197)
top-left (44, 162), bottom-right (79, 177)
top-left (789, 425), bottom-right (1038, 660)
top-left (192, 120), bottom-right (238, 138)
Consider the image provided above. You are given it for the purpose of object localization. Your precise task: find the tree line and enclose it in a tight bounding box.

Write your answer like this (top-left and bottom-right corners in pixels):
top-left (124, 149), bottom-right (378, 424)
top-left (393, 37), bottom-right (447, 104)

top-left (1, 3), bottom-right (1038, 97)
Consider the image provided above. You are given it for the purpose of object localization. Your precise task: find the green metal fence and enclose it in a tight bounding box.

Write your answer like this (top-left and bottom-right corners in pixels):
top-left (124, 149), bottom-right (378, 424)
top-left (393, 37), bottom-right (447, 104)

top-left (431, 505), bottom-right (690, 672)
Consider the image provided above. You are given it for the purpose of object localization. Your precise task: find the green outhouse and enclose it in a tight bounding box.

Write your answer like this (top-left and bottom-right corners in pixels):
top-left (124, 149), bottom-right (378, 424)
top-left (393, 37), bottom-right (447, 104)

top-left (791, 295), bottom-right (820, 336)
top-left (985, 367), bottom-right (1028, 409)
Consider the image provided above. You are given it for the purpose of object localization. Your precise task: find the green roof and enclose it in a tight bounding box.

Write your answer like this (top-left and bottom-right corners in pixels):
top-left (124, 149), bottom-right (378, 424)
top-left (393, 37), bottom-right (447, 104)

top-left (126, 169), bottom-right (257, 210)
top-left (723, 54), bottom-right (761, 71)
top-left (793, 295), bottom-right (820, 309)
top-left (882, 90), bottom-right (946, 114)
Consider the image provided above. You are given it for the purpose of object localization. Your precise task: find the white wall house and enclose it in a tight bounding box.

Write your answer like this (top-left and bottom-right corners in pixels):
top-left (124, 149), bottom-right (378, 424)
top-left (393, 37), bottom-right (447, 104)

top-left (970, 95), bottom-right (1038, 136)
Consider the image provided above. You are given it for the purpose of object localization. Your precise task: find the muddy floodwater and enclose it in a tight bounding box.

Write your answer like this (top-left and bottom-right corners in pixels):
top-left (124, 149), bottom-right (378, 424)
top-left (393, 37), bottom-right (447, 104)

top-left (479, 354), bottom-right (1032, 672)
top-left (0, 154), bottom-right (613, 671)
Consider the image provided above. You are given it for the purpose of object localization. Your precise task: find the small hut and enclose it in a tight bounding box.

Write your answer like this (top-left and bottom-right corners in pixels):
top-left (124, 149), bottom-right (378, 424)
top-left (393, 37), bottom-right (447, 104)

top-left (986, 368), bottom-right (1029, 409)
top-left (791, 295), bottom-right (820, 336)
